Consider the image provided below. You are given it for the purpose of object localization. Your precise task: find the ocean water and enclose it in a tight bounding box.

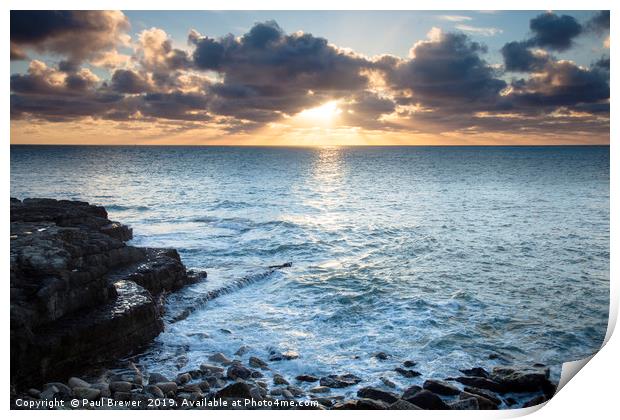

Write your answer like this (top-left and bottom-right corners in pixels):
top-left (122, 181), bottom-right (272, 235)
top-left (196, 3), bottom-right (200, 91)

top-left (10, 146), bottom-right (609, 395)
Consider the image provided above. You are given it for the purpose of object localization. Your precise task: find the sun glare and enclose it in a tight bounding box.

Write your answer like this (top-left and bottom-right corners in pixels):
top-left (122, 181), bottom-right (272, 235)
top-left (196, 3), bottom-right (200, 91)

top-left (296, 101), bottom-right (342, 126)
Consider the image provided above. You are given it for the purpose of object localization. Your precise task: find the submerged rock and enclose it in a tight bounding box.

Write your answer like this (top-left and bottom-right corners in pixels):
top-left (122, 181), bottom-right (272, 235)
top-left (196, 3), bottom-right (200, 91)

top-left (319, 374), bottom-right (362, 388)
top-left (394, 367), bottom-right (421, 378)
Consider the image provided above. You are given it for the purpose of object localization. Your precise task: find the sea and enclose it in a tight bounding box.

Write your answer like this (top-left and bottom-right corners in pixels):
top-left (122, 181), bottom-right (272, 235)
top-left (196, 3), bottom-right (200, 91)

top-left (10, 145), bottom-right (610, 396)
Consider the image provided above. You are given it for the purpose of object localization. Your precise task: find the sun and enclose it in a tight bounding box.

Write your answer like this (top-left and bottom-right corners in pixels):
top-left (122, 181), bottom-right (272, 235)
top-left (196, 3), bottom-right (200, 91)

top-left (295, 101), bottom-right (342, 126)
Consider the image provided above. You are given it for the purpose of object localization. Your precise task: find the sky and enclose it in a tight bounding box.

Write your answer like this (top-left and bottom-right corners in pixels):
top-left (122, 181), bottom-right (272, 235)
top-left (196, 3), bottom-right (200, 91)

top-left (10, 10), bottom-right (610, 145)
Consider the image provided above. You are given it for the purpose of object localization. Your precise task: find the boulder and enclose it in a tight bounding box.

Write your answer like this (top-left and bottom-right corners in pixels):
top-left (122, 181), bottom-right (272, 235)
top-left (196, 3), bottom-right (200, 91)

top-left (463, 386), bottom-right (502, 405)
top-left (404, 390), bottom-right (449, 410)
top-left (401, 385), bottom-right (422, 400)
top-left (227, 364), bottom-right (252, 380)
top-left (453, 376), bottom-right (506, 393)
top-left (215, 382), bottom-right (253, 400)
top-left (248, 356), bottom-right (269, 369)
top-left (273, 374), bottom-right (289, 385)
top-left (490, 366), bottom-right (555, 394)
top-left (356, 386), bottom-right (400, 404)
top-left (73, 387), bottom-right (101, 400)
top-left (459, 391), bottom-right (498, 410)
top-left (390, 399), bottom-right (422, 410)
top-left (296, 374), bottom-right (319, 382)
top-left (319, 373), bottom-right (362, 388)
top-left (394, 367), bottom-right (421, 378)
top-left (423, 379), bottom-right (461, 396)
top-left (448, 397), bottom-right (479, 410)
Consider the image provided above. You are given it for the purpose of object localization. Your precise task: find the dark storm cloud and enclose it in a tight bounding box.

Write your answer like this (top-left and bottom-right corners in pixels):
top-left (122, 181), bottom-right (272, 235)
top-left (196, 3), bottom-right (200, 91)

top-left (388, 32), bottom-right (506, 106)
top-left (111, 69), bottom-right (151, 94)
top-left (528, 12), bottom-right (583, 51)
top-left (508, 60), bottom-right (609, 108)
top-left (501, 41), bottom-right (551, 72)
top-left (585, 11), bottom-right (610, 34)
top-left (192, 21), bottom-right (371, 90)
top-left (10, 11), bottom-right (129, 64)
top-left (188, 21), bottom-right (377, 123)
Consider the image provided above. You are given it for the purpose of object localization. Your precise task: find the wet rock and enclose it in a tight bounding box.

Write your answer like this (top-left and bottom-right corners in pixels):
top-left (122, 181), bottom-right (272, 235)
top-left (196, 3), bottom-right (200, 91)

top-left (204, 376), bottom-right (226, 388)
top-left (423, 379), bottom-right (461, 396)
top-left (73, 387), bottom-right (101, 400)
top-left (373, 352), bottom-right (389, 360)
top-left (309, 386), bottom-right (330, 394)
top-left (394, 367), bottom-right (421, 378)
top-left (109, 381), bottom-right (132, 393)
top-left (68, 377), bottom-right (91, 389)
top-left (490, 366), bottom-right (554, 394)
top-left (273, 374), bottom-right (289, 386)
top-left (114, 391), bottom-right (132, 401)
top-left (356, 398), bottom-right (390, 409)
top-left (314, 397), bottom-right (334, 407)
top-left (332, 400), bottom-right (359, 409)
top-left (453, 376), bottom-right (506, 393)
top-left (357, 386), bottom-right (399, 404)
top-left (404, 390), bottom-right (449, 410)
top-left (248, 356), bottom-right (269, 369)
top-left (459, 391), bottom-right (497, 410)
top-left (459, 367), bottom-right (489, 378)
top-left (45, 382), bottom-right (72, 397)
top-left (199, 364), bottom-right (224, 376)
top-left (319, 374), bottom-right (362, 388)
top-left (11, 200), bottom-right (204, 389)
top-left (220, 328), bottom-right (232, 334)
top-left (154, 382), bottom-right (178, 395)
top-left (463, 386), bottom-right (502, 405)
top-left (148, 373), bottom-right (169, 384)
top-left (176, 373), bottom-right (191, 385)
top-left (91, 383), bottom-right (111, 398)
top-left (523, 395), bottom-right (547, 408)
top-left (401, 385), bottom-right (422, 400)
top-left (504, 397), bottom-right (517, 406)
top-left (27, 388), bottom-right (41, 398)
top-left (403, 360), bottom-right (417, 368)
top-left (208, 352), bottom-right (232, 365)
top-left (268, 350), bottom-right (300, 361)
top-left (296, 374), bottom-right (319, 382)
top-left (235, 345), bottom-right (251, 356)
top-left (287, 385), bottom-right (305, 397)
top-left (380, 377), bottom-right (396, 388)
top-left (227, 364), bottom-right (252, 380)
top-left (449, 397), bottom-right (479, 410)
top-left (249, 386), bottom-right (264, 401)
top-left (40, 386), bottom-right (58, 400)
top-left (390, 399), bottom-right (422, 410)
top-left (281, 389), bottom-right (294, 399)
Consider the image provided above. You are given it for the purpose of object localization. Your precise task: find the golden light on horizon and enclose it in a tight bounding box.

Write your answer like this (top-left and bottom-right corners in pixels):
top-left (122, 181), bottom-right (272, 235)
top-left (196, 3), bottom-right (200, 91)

top-left (295, 101), bottom-right (343, 127)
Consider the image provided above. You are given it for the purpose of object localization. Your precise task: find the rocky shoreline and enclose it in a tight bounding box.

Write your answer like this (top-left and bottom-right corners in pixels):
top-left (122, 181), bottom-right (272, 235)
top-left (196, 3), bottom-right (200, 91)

top-left (10, 198), bottom-right (557, 410)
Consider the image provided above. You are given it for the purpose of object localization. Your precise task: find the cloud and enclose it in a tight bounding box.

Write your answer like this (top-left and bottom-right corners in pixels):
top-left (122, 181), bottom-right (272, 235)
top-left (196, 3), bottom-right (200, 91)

top-left (528, 12), bottom-right (583, 51)
top-left (10, 11), bottom-right (130, 65)
top-left (110, 69), bottom-right (152, 94)
top-left (9, 15), bottom-right (610, 141)
top-left (437, 15), bottom-right (472, 22)
top-left (388, 30), bottom-right (506, 107)
top-left (501, 41), bottom-right (551, 72)
top-left (508, 60), bottom-right (609, 108)
top-left (455, 24), bottom-right (503, 37)
top-left (189, 21), bottom-right (375, 123)
top-left (585, 11), bottom-right (610, 34)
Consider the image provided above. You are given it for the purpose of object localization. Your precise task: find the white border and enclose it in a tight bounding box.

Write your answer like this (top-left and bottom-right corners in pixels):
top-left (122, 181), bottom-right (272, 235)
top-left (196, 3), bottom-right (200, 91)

top-left (3, 1), bottom-right (616, 419)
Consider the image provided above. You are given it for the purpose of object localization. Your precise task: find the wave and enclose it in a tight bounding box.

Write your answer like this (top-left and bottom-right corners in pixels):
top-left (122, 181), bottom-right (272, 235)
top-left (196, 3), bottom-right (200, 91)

top-left (167, 262), bottom-right (292, 323)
